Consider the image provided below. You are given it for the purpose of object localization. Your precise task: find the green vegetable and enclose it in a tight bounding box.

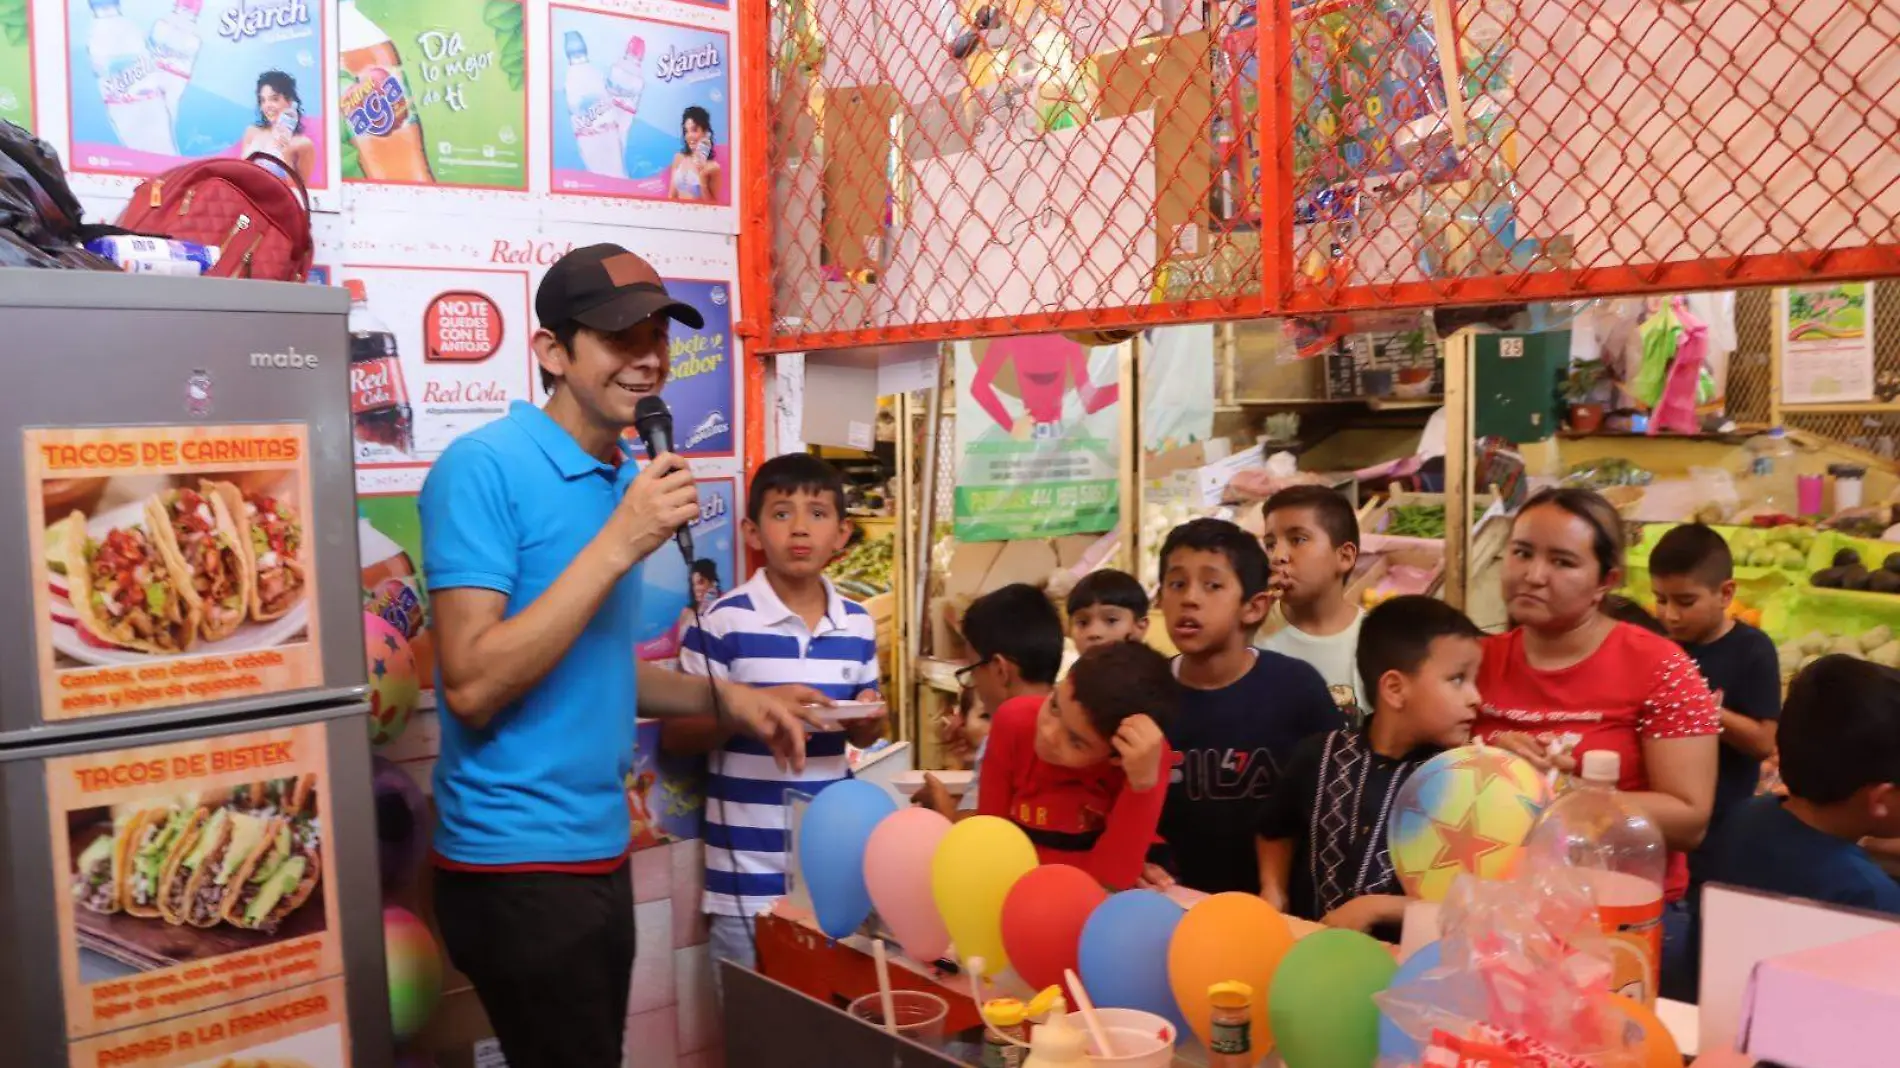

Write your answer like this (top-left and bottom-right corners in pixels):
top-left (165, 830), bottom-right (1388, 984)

top-left (1383, 503), bottom-right (1487, 540)
top-left (144, 582), bottom-right (168, 613)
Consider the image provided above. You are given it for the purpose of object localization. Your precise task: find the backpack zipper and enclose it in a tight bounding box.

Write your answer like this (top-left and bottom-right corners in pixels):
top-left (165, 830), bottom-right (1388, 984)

top-left (220, 213), bottom-right (252, 249)
top-left (147, 179), bottom-right (165, 209)
top-left (174, 188), bottom-right (198, 219)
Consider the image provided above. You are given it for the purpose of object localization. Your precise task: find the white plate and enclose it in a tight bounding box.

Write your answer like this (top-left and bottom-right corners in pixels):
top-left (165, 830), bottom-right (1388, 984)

top-left (48, 499), bottom-right (312, 666)
top-left (890, 769), bottom-right (975, 797)
top-left (816, 700), bottom-right (887, 722)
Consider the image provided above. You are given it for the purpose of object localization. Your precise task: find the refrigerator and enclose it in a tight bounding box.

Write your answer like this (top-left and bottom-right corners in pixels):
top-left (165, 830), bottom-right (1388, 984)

top-left (0, 271), bottom-right (393, 1068)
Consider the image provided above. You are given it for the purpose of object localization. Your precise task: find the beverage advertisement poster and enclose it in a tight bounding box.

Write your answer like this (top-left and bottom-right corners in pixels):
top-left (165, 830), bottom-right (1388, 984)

top-left (629, 719), bottom-right (706, 849)
top-left (357, 492), bottom-right (435, 700)
top-left (340, 0), bottom-right (528, 190)
top-left (64, 0), bottom-right (330, 186)
top-left (47, 723), bottom-right (345, 1047)
top-left (633, 473), bottom-right (737, 663)
top-left (624, 276), bottom-right (733, 459)
top-left (1780, 281), bottom-right (1876, 406)
top-left (0, 0), bottom-right (30, 130)
top-left (25, 424), bottom-right (323, 722)
top-left (953, 335), bottom-right (1122, 542)
top-left (548, 4), bottom-right (729, 205)
top-left (339, 263), bottom-right (534, 483)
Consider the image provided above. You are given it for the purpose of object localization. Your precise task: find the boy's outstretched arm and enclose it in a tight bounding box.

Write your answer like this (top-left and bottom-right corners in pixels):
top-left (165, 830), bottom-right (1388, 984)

top-left (1256, 836), bottom-right (1293, 912)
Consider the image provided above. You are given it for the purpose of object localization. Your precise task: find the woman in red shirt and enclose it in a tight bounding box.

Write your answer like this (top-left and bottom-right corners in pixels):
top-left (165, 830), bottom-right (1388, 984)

top-left (1475, 487), bottom-right (1720, 905)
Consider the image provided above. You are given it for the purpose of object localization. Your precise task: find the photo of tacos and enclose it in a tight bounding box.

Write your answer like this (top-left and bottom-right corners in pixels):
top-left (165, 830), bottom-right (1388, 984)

top-left (70, 813), bottom-right (127, 916)
top-left (66, 784), bottom-right (328, 978)
top-left (152, 485), bottom-right (250, 643)
top-left (212, 481), bottom-right (309, 623)
top-left (52, 512), bottom-right (201, 656)
top-left (43, 470), bottom-right (313, 671)
top-left (121, 804), bottom-right (205, 919)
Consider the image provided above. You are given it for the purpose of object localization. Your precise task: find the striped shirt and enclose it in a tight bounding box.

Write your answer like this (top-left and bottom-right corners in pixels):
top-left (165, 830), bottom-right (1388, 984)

top-left (679, 570), bottom-right (879, 917)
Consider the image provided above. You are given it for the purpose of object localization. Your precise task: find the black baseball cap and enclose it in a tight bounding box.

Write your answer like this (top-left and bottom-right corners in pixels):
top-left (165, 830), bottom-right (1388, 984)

top-left (535, 243), bottom-right (705, 332)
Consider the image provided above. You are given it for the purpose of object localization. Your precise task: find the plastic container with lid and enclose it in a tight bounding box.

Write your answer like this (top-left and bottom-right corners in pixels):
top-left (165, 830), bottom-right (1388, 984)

top-left (1830, 463), bottom-right (1869, 512)
top-left (1741, 427), bottom-right (1799, 515)
top-left (1526, 750), bottom-right (1667, 1004)
top-left (1206, 981), bottom-right (1255, 1067)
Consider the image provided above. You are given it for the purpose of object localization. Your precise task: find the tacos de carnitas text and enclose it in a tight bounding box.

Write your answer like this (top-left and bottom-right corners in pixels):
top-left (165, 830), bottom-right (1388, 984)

top-left (121, 805), bottom-right (204, 918)
top-left (222, 817), bottom-right (320, 933)
top-left (70, 815), bottom-right (128, 915)
top-left (208, 482), bottom-right (306, 622)
top-left (54, 513), bottom-right (201, 654)
top-left (150, 486), bottom-right (249, 642)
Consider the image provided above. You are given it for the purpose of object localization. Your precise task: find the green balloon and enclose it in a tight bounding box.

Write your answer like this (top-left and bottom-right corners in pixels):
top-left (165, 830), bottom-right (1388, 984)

top-left (1268, 928), bottom-right (1400, 1068)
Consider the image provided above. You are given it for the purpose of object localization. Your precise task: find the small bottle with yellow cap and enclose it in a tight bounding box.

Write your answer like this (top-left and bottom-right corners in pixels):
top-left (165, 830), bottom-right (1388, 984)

top-left (980, 997), bottom-right (1030, 1068)
top-left (1207, 981), bottom-right (1254, 1067)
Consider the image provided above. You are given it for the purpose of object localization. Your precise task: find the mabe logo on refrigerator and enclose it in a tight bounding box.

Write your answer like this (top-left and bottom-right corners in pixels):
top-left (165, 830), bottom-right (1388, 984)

top-left (249, 347), bottom-right (321, 369)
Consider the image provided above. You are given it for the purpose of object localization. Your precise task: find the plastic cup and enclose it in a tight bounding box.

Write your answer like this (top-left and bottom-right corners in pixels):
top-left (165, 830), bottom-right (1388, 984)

top-left (1797, 473), bottom-right (1824, 516)
top-left (1059, 1008), bottom-right (1176, 1068)
top-left (848, 990), bottom-right (948, 1045)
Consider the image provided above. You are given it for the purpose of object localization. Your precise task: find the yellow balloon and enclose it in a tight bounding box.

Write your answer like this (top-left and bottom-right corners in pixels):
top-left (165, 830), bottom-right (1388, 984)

top-left (1167, 892), bottom-right (1294, 1052)
top-left (930, 816), bottom-right (1039, 976)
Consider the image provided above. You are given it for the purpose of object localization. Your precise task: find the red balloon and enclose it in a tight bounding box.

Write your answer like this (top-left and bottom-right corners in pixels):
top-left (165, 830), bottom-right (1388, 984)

top-left (1000, 865), bottom-right (1108, 991)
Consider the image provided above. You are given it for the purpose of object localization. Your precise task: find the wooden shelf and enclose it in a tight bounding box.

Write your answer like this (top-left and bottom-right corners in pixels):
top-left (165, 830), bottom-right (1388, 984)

top-left (1366, 394), bottom-right (1444, 411)
top-left (1781, 402), bottom-right (1900, 414)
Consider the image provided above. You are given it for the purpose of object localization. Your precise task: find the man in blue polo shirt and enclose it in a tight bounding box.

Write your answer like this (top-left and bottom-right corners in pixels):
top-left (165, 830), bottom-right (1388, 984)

top-left (419, 244), bottom-right (814, 1068)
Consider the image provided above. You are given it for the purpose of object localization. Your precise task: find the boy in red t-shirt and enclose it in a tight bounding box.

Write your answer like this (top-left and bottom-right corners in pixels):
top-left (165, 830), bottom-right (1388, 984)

top-left (978, 642), bottom-right (1179, 889)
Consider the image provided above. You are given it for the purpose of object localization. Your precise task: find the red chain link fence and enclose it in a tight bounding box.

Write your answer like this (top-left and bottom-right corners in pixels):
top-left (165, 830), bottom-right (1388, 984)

top-left (737, 0), bottom-right (1900, 352)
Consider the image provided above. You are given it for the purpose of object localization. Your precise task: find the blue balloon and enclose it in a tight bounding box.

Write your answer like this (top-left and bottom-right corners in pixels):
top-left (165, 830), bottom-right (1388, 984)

top-left (1077, 890), bottom-right (1188, 1035)
top-left (1378, 940), bottom-right (1444, 1065)
top-left (797, 780), bottom-right (898, 938)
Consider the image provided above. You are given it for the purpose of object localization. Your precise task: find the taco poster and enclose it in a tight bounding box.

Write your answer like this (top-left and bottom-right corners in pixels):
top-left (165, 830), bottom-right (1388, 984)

top-left (24, 424), bottom-right (323, 722)
top-left (46, 724), bottom-right (343, 1044)
top-left (66, 978), bottom-right (349, 1068)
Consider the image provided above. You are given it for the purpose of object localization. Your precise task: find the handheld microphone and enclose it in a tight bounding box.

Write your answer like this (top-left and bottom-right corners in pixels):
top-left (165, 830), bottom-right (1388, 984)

top-left (632, 396), bottom-right (695, 563)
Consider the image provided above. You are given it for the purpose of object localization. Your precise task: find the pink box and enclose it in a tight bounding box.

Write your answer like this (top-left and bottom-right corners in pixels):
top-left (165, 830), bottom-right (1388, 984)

top-left (1741, 927), bottom-right (1900, 1067)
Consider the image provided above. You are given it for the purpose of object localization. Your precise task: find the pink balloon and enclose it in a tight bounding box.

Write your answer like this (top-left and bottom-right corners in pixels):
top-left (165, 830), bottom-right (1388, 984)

top-left (864, 807), bottom-right (954, 962)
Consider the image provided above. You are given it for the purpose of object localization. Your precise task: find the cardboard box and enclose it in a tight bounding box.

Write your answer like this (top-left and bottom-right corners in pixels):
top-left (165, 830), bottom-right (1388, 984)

top-left (821, 86), bottom-right (901, 275)
top-left (1095, 32), bottom-right (1215, 267)
top-left (1741, 926), bottom-right (1900, 1068)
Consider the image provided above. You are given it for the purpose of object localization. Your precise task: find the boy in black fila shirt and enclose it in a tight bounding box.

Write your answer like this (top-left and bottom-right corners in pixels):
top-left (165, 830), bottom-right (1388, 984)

top-left (1152, 518), bottom-right (1343, 894)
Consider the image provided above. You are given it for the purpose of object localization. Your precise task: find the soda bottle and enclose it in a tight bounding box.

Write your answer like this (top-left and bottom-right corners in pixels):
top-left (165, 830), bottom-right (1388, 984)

top-left (1526, 750), bottom-right (1667, 1004)
top-left (346, 279), bottom-right (416, 460)
top-left (88, 0), bottom-right (178, 157)
top-left (1206, 981), bottom-right (1254, 1067)
top-left (607, 36), bottom-right (647, 123)
top-left (147, 0), bottom-right (202, 123)
top-left (565, 32), bottom-right (628, 178)
top-left (339, 0), bottom-right (435, 184)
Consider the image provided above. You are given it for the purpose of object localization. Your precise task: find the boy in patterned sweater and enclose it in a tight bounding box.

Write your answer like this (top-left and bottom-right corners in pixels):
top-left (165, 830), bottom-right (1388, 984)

top-left (1256, 596), bottom-right (1484, 935)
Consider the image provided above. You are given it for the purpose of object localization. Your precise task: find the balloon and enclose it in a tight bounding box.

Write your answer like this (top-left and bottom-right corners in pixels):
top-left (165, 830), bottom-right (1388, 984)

top-left (1377, 939), bottom-right (1443, 1065)
top-left (930, 815), bottom-right (1038, 976)
top-left (1268, 928), bottom-right (1400, 1068)
top-left (1389, 744), bottom-right (1552, 902)
top-left (1000, 864), bottom-right (1107, 990)
top-left (1167, 892), bottom-right (1294, 1051)
top-left (372, 756), bottom-right (430, 892)
top-left (1079, 890), bottom-right (1187, 1034)
top-left (365, 613), bottom-right (420, 747)
top-left (797, 780), bottom-right (898, 938)
top-left (1608, 993), bottom-right (1683, 1068)
top-left (384, 906), bottom-right (444, 1042)
top-left (864, 807), bottom-right (954, 961)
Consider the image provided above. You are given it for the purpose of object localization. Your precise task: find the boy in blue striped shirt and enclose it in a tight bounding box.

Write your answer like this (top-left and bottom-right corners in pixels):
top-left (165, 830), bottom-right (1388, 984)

top-left (667, 453), bottom-right (886, 978)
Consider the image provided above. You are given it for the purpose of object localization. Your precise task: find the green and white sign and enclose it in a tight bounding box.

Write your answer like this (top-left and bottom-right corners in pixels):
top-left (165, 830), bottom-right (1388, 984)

top-left (340, 0), bottom-right (527, 189)
top-left (953, 334), bottom-right (1122, 542)
top-left (0, 0), bottom-right (31, 130)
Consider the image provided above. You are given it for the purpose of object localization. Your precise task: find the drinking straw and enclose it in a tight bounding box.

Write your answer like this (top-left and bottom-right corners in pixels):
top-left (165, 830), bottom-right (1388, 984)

top-left (1065, 968), bottom-right (1117, 1057)
top-left (873, 938), bottom-right (898, 1036)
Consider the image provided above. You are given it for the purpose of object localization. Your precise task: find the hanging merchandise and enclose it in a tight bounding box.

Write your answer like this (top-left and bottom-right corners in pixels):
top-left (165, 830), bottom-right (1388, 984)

top-left (1650, 297), bottom-right (1707, 435)
top-left (1633, 301), bottom-right (1682, 411)
top-left (1141, 324), bottom-right (1215, 453)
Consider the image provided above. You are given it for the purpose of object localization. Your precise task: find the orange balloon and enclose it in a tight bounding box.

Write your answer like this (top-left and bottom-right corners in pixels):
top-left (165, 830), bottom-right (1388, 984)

top-left (1166, 892), bottom-right (1295, 1052)
top-left (1608, 993), bottom-right (1683, 1068)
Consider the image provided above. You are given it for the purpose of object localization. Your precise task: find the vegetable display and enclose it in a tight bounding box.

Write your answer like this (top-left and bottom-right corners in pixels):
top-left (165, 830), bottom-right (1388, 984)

top-left (1382, 503), bottom-right (1488, 540)
top-left (1727, 527), bottom-right (1816, 572)
top-left (828, 534), bottom-right (894, 598)
top-left (1811, 547), bottom-right (1900, 593)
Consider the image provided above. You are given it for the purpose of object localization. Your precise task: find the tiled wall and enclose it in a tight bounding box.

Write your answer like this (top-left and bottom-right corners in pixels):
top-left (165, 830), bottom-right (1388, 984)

top-left (626, 838), bottom-right (722, 1068)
